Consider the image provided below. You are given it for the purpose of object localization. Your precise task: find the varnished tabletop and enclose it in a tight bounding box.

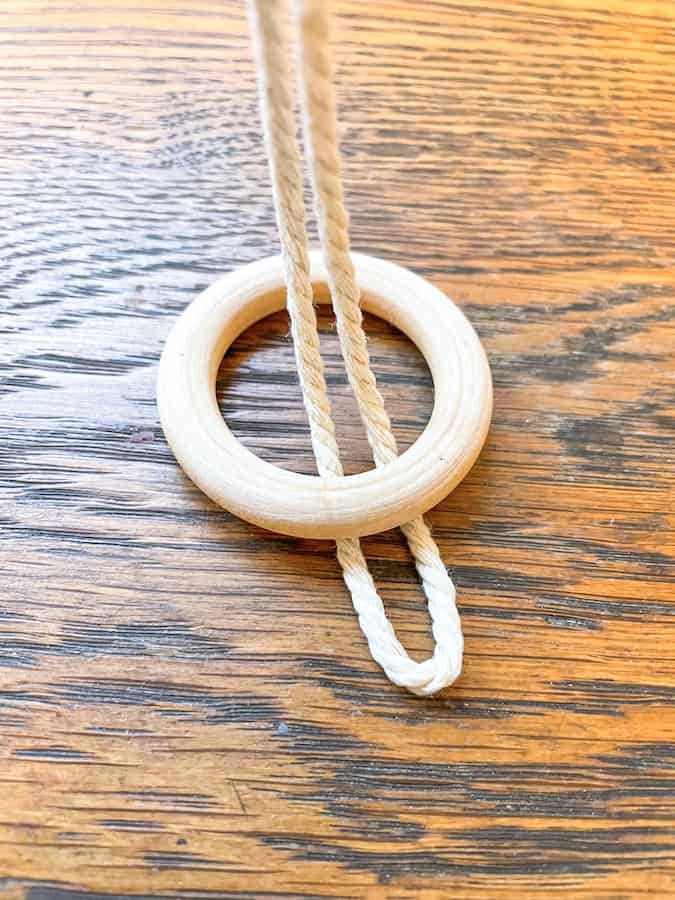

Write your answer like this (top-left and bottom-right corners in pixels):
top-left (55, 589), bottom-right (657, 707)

top-left (1, 1), bottom-right (674, 897)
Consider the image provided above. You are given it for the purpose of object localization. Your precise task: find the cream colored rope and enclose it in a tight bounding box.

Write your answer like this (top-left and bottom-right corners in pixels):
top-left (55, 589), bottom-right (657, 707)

top-left (248, 0), bottom-right (463, 695)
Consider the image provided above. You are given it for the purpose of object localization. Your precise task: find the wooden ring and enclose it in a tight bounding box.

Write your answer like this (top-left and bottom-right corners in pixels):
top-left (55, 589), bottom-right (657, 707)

top-left (157, 252), bottom-right (492, 539)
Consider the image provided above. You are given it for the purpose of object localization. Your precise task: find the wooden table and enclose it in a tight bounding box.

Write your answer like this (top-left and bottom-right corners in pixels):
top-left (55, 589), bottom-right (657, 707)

top-left (2, 1), bottom-right (674, 897)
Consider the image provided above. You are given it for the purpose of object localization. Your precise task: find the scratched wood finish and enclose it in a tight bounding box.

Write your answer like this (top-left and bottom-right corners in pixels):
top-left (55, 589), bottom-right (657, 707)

top-left (1, 1), bottom-right (674, 897)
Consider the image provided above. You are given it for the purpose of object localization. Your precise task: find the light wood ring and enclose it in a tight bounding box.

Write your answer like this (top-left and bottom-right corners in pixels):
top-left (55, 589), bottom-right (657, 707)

top-left (157, 252), bottom-right (492, 539)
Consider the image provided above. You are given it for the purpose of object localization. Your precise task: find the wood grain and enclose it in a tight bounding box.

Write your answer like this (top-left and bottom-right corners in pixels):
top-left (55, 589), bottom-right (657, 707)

top-left (1, 0), bottom-right (674, 897)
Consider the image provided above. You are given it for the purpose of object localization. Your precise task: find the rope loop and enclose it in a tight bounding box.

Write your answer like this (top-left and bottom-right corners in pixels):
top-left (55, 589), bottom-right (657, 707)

top-left (248, 0), bottom-right (464, 696)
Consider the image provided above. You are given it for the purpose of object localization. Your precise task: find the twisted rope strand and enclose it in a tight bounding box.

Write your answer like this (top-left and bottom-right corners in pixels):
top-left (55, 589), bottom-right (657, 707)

top-left (248, 0), bottom-right (343, 479)
top-left (249, 0), bottom-right (463, 695)
top-left (295, 0), bottom-right (398, 468)
top-left (297, 0), bottom-right (463, 695)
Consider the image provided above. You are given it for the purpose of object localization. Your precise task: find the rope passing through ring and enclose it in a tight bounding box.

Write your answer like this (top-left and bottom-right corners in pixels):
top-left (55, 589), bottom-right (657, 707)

top-left (246, 0), bottom-right (481, 695)
top-left (157, 254), bottom-right (492, 540)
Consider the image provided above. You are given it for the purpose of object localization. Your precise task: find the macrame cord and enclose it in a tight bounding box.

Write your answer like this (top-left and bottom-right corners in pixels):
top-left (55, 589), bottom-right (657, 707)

top-left (248, 0), bottom-right (463, 696)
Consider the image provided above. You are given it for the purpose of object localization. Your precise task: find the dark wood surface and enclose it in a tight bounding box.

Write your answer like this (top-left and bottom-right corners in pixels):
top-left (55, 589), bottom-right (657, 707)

top-left (2, 1), bottom-right (674, 897)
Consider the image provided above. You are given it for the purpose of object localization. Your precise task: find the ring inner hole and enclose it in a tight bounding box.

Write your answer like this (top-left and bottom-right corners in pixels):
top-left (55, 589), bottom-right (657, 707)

top-left (217, 287), bottom-right (433, 476)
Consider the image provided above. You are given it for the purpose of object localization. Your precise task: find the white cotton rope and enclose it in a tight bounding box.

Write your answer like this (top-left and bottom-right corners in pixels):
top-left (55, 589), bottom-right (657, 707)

top-left (248, 0), bottom-right (463, 696)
